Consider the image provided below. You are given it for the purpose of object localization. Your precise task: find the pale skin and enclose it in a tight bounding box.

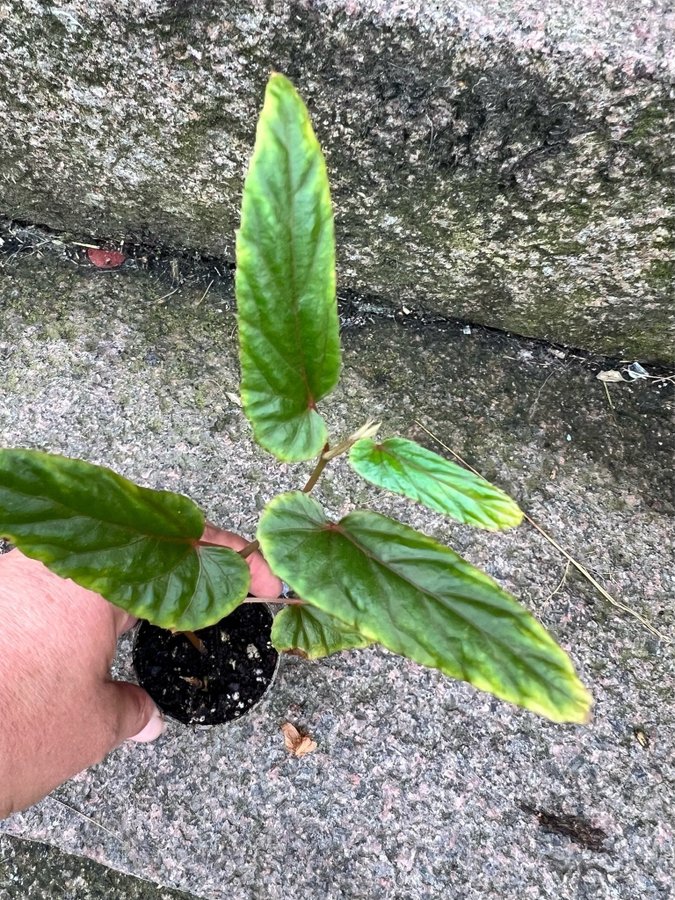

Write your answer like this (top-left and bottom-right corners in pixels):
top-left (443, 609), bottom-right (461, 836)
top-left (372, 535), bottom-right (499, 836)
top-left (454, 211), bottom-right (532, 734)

top-left (0, 525), bottom-right (281, 819)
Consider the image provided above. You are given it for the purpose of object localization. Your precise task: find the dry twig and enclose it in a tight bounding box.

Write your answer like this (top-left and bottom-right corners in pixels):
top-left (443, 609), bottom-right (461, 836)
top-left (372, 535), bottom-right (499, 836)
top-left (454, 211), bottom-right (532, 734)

top-left (48, 797), bottom-right (122, 840)
top-left (414, 420), bottom-right (670, 643)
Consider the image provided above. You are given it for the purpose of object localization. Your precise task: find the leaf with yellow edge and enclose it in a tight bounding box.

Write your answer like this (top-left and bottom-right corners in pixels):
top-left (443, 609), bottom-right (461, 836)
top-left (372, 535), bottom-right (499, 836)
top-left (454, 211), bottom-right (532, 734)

top-left (350, 437), bottom-right (523, 529)
top-left (0, 449), bottom-right (250, 631)
top-left (272, 604), bottom-right (372, 658)
top-left (236, 73), bottom-right (340, 461)
top-left (258, 492), bottom-right (592, 723)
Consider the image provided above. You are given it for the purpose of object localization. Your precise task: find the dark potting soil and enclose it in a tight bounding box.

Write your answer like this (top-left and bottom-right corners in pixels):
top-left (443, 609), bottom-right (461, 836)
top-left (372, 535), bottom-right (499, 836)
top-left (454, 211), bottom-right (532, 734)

top-left (133, 604), bottom-right (278, 725)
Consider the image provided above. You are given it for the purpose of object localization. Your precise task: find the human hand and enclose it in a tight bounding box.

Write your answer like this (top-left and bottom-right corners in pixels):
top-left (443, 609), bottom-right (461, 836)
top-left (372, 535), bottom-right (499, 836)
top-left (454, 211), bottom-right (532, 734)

top-left (0, 528), bottom-right (281, 818)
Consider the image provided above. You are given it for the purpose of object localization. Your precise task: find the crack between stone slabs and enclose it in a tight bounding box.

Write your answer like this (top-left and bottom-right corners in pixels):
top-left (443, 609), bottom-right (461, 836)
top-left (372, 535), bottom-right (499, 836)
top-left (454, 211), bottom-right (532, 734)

top-left (0, 832), bottom-right (208, 900)
top-left (1, 215), bottom-right (673, 375)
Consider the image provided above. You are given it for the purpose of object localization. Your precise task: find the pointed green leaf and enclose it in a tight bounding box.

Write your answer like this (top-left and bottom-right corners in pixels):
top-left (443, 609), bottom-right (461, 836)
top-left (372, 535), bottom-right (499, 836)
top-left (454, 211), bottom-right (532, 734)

top-left (0, 449), bottom-right (251, 631)
top-left (272, 604), bottom-right (372, 658)
top-left (350, 437), bottom-right (523, 529)
top-left (236, 73), bottom-right (340, 462)
top-left (258, 492), bottom-right (591, 723)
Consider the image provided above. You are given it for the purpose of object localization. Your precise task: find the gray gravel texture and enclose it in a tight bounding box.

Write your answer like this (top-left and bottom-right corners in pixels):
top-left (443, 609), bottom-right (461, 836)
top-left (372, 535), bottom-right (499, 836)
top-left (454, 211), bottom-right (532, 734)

top-left (0, 834), bottom-right (201, 899)
top-left (0, 248), bottom-right (673, 899)
top-left (1, 0), bottom-right (673, 360)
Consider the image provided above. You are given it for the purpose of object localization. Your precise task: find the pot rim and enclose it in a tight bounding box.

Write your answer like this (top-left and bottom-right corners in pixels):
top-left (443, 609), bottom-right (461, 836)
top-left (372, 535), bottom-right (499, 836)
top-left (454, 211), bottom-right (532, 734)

top-left (131, 602), bottom-right (281, 728)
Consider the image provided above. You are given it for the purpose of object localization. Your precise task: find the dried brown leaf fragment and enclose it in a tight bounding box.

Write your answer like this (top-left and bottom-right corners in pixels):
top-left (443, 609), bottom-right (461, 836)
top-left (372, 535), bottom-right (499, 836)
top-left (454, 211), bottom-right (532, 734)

top-left (281, 722), bottom-right (317, 756)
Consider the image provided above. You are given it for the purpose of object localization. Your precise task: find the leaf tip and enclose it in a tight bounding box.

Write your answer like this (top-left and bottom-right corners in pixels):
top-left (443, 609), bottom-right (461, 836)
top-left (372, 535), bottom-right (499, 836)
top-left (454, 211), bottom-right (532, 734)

top-left (571, 685), bottom-right (594, 725)
top-left (501, 502), bottom-right (525, 530)
top-left (544, 677), bottom-right (593, 725)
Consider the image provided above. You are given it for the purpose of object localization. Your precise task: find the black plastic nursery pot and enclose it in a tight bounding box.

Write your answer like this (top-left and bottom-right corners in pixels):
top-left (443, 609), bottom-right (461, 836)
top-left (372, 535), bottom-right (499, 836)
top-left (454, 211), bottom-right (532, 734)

top-left (133, 603), bottom-right (279, 726)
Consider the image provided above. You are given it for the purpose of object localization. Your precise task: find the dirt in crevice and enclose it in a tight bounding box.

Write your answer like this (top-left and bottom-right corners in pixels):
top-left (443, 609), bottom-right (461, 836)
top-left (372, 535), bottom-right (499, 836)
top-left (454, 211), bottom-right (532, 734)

top-left (3, 215), bottom-right (673, 370)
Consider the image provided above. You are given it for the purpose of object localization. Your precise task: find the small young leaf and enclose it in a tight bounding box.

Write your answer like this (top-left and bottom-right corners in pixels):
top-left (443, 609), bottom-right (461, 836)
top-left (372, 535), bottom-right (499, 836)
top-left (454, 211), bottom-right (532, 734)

top-left (0, 449), bottom-right (250, 631)
top-left (272, 604), bottom-right (371, 658)
top-left (350, 437), bottom-right (523, 529)
top-left (236, 73), bottom-right (340, 462)
top-left (258, 492), bottom-right (591, 723)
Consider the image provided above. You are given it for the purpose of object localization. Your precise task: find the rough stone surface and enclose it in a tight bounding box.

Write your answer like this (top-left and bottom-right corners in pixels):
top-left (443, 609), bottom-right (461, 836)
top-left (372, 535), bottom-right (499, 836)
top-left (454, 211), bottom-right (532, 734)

top-left (0, 834), bottom-right (201, 899)
top-left (0, 1), bottom-right (673, 360)
top-left (0, 246), bottom-right (673, 899)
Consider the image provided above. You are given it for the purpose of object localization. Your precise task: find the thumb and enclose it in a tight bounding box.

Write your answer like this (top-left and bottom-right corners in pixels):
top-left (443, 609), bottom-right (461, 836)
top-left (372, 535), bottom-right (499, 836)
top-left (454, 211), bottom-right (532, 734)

top-left (101, 681), bottom-right (166, 746)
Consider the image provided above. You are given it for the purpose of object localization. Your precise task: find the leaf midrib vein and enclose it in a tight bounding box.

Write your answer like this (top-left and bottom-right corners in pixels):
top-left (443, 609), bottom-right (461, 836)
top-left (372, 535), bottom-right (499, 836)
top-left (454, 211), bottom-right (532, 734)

top-left (1, 487), bottom-right (194, 543)
top-left (324, 524), bottom-right (574, 688)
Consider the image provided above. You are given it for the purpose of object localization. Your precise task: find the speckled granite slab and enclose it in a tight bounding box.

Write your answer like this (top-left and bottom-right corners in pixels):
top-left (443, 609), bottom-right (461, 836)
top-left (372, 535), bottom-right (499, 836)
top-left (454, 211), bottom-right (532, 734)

top-left (1, 250), bottom-right (672, 898)
top-left (1, 0), bottom-right (674, 357)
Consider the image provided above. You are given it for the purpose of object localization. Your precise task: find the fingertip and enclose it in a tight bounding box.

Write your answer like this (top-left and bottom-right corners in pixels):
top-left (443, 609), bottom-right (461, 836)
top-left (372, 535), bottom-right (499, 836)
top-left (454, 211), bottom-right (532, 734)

top-left (128, 705), bottom-right (166, 743)
top-left (104, 681), bottom-right (165, 746)
top-left (201, 524), bottom-right (246, 551)
top-left (249, 566), bottom-right (282, 599)
top-left (115, 611), bottom-right (139, 636)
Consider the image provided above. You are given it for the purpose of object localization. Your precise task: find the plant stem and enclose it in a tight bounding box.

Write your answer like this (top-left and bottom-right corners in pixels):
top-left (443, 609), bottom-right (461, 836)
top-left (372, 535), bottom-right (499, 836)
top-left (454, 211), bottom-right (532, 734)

top-left (302, 443), bottom-right (330, 493)
top-left (238, 539), bottom-right (260, 559)
top-left (244, 596), bottom-right (305, 606)
top-left (181, 631), bottom-right (208, 655)
top-left (197, 530), bottom-right (259, 559)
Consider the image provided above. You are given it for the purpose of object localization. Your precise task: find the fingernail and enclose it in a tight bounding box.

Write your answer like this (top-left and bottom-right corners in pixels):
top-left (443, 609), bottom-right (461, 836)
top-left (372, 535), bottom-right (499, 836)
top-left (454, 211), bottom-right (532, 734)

top-left (129, 706), bottom-right (166, 743)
